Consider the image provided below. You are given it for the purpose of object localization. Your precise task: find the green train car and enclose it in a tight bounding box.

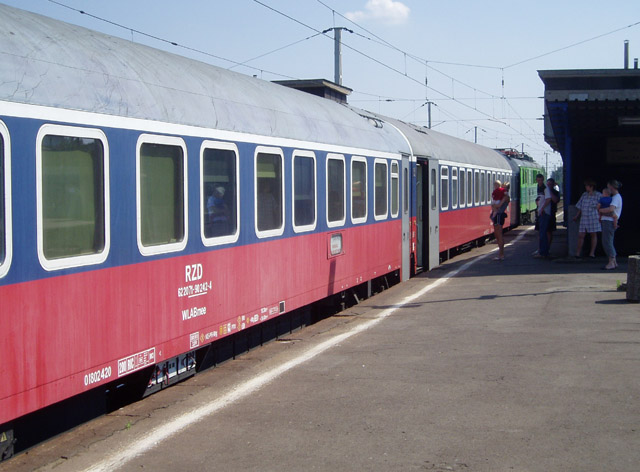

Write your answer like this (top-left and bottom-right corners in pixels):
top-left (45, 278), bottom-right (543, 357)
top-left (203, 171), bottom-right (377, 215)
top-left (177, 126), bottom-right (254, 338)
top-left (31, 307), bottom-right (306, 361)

top-left (518, 166), bottom-right (544, 224)
top-left (496, 149), bottom-right (545, 226)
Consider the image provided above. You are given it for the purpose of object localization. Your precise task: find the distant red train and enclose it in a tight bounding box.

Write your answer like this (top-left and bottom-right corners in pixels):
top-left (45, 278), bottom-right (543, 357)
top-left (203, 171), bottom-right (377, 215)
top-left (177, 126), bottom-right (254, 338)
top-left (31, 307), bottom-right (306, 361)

top-left (0, 4), bottom-right (536, 459)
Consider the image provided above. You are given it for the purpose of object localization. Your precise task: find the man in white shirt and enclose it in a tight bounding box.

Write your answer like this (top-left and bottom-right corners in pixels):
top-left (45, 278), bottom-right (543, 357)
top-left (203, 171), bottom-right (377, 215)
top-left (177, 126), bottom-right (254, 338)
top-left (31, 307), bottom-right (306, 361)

top-left (599, 179), bottom-right (623, 270)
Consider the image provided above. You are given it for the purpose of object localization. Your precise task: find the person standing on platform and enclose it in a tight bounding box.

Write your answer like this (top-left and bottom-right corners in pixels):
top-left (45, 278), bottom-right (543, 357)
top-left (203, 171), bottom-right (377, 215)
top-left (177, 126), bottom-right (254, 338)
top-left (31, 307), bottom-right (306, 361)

top-left (599, 179), bottom-right (623, 270)
top-left (546, 178), bottom-right (560, 249)
top-left (490, 180), bottom-right (509, 261)
top-left (535, 178), bottom-right (559, 259)
top-left (572, 179), bottom-right (601, 258)
top-left (532, 174), bottom-right (546, 256)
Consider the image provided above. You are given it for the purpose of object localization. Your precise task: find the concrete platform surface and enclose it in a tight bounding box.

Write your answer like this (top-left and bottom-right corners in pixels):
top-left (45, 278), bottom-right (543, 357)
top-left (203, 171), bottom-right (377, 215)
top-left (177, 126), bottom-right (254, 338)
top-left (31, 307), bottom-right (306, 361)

top-left (5, 227), bottom-right (639, 472)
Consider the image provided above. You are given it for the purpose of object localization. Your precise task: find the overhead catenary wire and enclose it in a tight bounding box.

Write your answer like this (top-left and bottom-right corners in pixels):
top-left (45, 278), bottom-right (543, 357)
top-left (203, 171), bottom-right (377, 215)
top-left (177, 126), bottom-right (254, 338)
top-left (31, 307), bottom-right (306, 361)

top-left (503, 19), bottom-right (640, 69)
top-left (228, 32), bottom-right (323, 70)
top-left (251, 0), bottom-right (555, 153)
top-left (46, 0), bottom-right (300, 80)
top-left (46, 0), bottom-right (560, 159)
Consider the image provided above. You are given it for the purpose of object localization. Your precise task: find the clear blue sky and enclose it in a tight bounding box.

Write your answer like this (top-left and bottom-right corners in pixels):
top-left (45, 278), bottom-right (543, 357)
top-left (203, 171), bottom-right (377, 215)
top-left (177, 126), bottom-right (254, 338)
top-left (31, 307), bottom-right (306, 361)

top-left (3, 0), bottom-right (640, 170)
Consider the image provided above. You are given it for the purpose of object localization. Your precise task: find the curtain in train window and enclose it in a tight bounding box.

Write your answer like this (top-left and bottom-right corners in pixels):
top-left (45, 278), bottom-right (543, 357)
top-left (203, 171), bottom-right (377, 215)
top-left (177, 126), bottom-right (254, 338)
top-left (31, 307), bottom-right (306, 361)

top-left (256, 152), bottom-right (283, 231)
top-left (391, 161), bottom-right (399, 217)
top-left (440, 166), bottom-right (449, 210)
top-left (41, 135), bottom-right (105, 259)
top-left (0, 134), bottom-right (4, 266)
top-left (327, 157), bottom-right (345, 224)
top-left (203, 148), bottom-right (237, 238)
top-left (140, 143), bottom-right (184, 246)
top-left (351, 159), bottom-right (367, 221)
top-left (375, 161), bottom-right (388, 217)
top-left (293, 154), bottom-right (316, 228)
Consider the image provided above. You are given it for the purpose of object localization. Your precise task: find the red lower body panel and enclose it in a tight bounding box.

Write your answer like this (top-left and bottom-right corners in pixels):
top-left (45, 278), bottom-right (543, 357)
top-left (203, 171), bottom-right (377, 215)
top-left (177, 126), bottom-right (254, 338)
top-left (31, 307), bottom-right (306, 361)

top-left (0, 221), bottom-right (401, 424)
top-left (439, 205), bottom-right (511, 252)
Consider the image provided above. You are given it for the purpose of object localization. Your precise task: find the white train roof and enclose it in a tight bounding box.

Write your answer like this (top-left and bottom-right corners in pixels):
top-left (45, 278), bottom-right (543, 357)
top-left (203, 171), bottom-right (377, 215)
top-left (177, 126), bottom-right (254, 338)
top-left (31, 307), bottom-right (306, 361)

top-left (359, 110), bottom-right (512, 170)
top-left (0, 4), bottom-right (408, 154)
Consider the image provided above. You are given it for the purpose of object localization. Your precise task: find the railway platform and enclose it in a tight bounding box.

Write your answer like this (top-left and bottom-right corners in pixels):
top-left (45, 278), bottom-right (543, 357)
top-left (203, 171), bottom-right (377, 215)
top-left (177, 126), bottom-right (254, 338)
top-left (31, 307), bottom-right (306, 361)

top-left (4, 226), bottom-right (639, 472)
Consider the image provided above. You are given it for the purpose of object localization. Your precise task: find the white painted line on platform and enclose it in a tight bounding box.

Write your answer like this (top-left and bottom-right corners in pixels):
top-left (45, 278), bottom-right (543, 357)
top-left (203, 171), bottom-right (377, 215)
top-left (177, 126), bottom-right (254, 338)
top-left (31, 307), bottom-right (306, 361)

top-left (85, 228), bottom-right (532, 472)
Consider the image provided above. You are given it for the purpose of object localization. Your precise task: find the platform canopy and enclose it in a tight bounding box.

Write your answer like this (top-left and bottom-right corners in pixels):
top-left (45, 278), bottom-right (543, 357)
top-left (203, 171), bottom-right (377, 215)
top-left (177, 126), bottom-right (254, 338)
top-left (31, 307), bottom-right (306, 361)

top-left (539, 68), bottom-right (640, 255)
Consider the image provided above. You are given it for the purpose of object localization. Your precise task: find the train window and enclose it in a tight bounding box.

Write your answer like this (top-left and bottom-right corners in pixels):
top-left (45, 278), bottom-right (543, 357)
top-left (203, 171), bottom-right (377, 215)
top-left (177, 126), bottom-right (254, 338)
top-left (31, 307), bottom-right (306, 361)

top-left (255, 147), bottom-right (284, 237)
top-left (487, 172), bottom-right (492, 203)
top-left (391, 161), bottom-right (399, 217)
top-left (430, 168), bottom-right (436, 211)
top-left (467, 169), bottom-right (472, 206)
top-left (480, 171), bottom-right (486, 204)
top-left (451, 167), bottom-right (458, 209)
top-left (327, 154), bottom-right (346, 227)
top-left (293, 150), bottom-right (317, 232)
top-left (374, 159), bottom-right (388, 219)
top-left (403, 167), bottom-right (409, 213)
top-left (0, 121), bottom-right (10, 278)
top-left (459, 168), bottom-right (465, 208)
top-left (201, 141), bottom-right (239, 245)
top-left (440, 166), bottom-right (449, 210)
top-left (36, 125), bottom-right (110, 270)
top-left (351, 157), bottom-right (367, 224)
top-left (0, 133), bottom-right (4, 268)
top-left (137, 135), bottom-right (187, 255)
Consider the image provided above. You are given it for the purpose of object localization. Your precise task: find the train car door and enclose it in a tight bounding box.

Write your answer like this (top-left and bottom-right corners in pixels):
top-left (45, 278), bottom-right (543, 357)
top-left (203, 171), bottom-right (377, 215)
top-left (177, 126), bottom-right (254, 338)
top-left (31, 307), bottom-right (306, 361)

top-left (415, 158), bottom-right (440, 271)
top-left (401, 155), bottom-right (410, 281)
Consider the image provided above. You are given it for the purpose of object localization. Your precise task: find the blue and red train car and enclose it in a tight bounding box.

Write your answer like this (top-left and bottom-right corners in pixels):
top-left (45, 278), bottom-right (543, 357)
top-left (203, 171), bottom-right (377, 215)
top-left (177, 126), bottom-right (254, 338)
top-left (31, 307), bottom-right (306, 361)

top-left (0, 4), bottom-right (533, 457)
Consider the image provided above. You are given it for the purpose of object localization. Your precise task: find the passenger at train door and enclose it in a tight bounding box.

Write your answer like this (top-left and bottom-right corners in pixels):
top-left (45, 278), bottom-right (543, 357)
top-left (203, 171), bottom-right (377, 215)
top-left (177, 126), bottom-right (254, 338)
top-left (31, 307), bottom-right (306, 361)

top-left (490, 180), bottom-right (510, 261)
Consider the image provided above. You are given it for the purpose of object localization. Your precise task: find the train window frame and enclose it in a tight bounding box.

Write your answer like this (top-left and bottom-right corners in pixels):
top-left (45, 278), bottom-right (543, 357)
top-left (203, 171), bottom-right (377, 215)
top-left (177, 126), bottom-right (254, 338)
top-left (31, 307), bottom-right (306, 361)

top-left (391, 160), bottom-right (399, 218)
top-left (0, 120), bottom-right (11, 278)
top-left (451, 167), bottom-right (458, 209)
top-left (350, 156), bottom-right (368, 224)
top-left (440, 166), bottom-right (449, 210)
top-left (480, 170), bottom-right (486, 204)
top-left (458, 167), bottom-right (465, 209)
top-left (255, 146), bottom-right (285, 238)
top-left (485, 171), bottom-right (496, 204)
top-left (326, 153), bottom-right (346, 228)
top-left (136, 134), bottom-right (188, 256)
top-left (467, 169), bottom-right (472, 206)
top-left (403, 166), bottom-right (409, 214)
top-left (430, 168), bottom-right (437, 211)
top-left (200, 141), bottom-right (240, 246)
top-left (374, 158), bottom-right (388, 220)
top-left (292, 150), bottom-right (317, 233)
top-left (36, 124), bottom-right (110, 271)
top-left (473, 170), bottom-right (478, 205)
